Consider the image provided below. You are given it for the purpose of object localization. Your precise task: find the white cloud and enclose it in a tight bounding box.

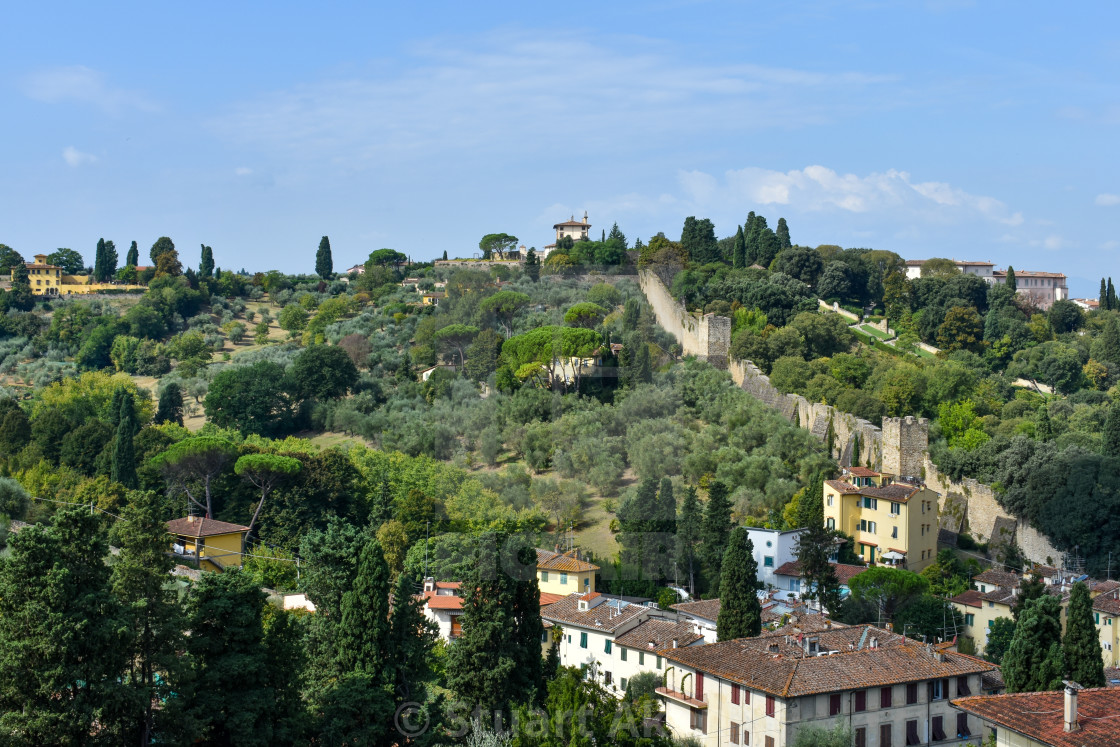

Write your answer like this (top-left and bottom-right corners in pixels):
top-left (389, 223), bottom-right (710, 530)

top-left (1100, 240), bottom-right (1120, 251)
top-left (235, 167), bottom-right (253, 176)
top-left (1095, 193), bottom-right (1120, 206)
top-left (23, 66), bottom-right (157, 113)
top-left (62, 146), bottom-right (97, 167)
top-left (677, 165), bottom-right (1025, 227)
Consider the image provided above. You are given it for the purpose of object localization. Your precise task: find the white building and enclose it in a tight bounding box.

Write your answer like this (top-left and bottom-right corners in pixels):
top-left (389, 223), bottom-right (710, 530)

top-left (541, 212), bottom-right (591, 258)
top-left (745, 528), bottom-right (804, 589)
top-left (420, 580), bottom-right (463, 641)
top-left (658, 623), bottom-right (996, 746)
top-left (904, 259), bottom-right (1068, 310)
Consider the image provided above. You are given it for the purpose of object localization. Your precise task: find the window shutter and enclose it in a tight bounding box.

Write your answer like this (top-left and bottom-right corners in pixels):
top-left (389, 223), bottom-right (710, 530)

top-left (695, 672), bottom-right (704, 701)
top-left (731, 684), bottom-right (740, 705)
top-left (881, 686), bottom-right (892, 708)
top-left (830, 693), bottom-right (842, 715)
top-left (880, 723), bottom-right (892, 747)
top-left (854, 690), bottom-right (866, 712)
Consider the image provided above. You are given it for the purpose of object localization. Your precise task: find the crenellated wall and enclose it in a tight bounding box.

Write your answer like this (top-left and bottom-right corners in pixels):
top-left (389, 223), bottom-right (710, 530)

top-left (641, 270), bottom-right (1062, 566)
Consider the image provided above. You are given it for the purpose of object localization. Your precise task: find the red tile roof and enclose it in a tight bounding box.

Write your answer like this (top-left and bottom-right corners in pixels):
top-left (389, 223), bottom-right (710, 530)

top-left (845, 467), bottom-right (879, 477)
top-left (773, 560), bottom-right (869, 586)
top-left (536, 548), bottom-right (599, 573)
top-left (1093, 588), bottom-right (1120, 616)
top-left (541, 594), bottom-right (647, 632)
top-left (671, 599), bottom-right (720, 622)
top-left (661, 629), bottom-right (995, 697)
top-left (974, 569), bottom-right (1022, 590)
top-left (824, 480), bottom-right (921, 502)
top-left (615, 619), bottom-right (703, 650)
top-left (950, 590), bottom-right (985, 609)
top-left (166, 516), bottom-right (249, 538)
top-left (538, 592), bottom-right (566, 606)
top-left (424, 593), bottom-right (463, 611)
top-left (953, 687), bottom-right (1120, 747)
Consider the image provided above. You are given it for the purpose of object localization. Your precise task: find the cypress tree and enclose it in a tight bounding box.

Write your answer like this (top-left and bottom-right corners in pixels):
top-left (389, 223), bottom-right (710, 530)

top-left (776, 217), bottom-right (792, 249)
top-left (525, 247), bottom-right (540, 282)
top-left (1006, 265), bottom-right (1017, 292)
top-left (109, 490), bottom-right (185, 744)
top-left (442, 249), bottom-right (448, 261)
top-left (732, 225), bottom-right (746, 269)
top-left (337, 537), bottom-right (393, 677)
top-left (447, 533), bottom-right (543, 714)
top-left (1063, 581), bottom-right (1105, 687)
top-left (1104, 399), bottom-right (1120, 458)
top-left (1110, 278), bottom-right (1117, 310)
top-left (0, 508), bottom-right (126, 743)
top-left (632, 340), bottom-right (652, 384)
top-left (155, 382), bottom-right (184, 426)
top-left (619, 476), bottom-right (660, 581)
top-left (676, 485), bottom-right (702, 598)
top-left (1003, 594), bottom-right (1064, 693)
top-left (1036, 404), bottom-right (1053, 442)
top-left (126, 241), bottom-right (139, 268)
top-left (1013, 572), bottom-right (1046, 620)
top-left (182, 571), bottom-right (274, 744)
top-left (199, 244), bottom-right (214, 278)
top-left (111, 394), bottom-right (139, 489)
top-left (102, 240), bottom-right (117, 279)
top-left (701, 480), bottom-right (733, 596)
top-left (716, 527), bottom-right (762, 640)
top-left (315, 236), bottom-right (333, 279)
top-left (94, 238), bottom-right (105, 281)
top-left (1100, 278), bottom-right (1108, 310)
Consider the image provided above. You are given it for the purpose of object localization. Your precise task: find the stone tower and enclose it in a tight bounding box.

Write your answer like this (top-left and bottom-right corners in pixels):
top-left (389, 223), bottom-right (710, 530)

top-left (880, 416), bottom-right (929, 478)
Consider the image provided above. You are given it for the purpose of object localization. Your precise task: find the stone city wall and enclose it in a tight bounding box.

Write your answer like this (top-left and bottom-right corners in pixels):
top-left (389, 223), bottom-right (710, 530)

top-left (640, 269), bottom-right (1062, 565)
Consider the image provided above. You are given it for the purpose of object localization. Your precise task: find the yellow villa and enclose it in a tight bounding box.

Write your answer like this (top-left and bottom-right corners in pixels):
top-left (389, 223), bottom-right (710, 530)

top-left (13, 254), bottom-right (145, 296)
top-left (1092, 584), bottom-right (1120, 667)
top-left (822, 466), bottom-right (940, 572)
top-left (536, 548), bottom-right (598, 596)
top-left (167, 516), bottom-right (250, 572)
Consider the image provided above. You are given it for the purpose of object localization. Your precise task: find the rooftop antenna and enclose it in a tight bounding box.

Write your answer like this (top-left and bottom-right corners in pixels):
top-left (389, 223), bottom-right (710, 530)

top-left (424, 520), bottom-right (430, 580)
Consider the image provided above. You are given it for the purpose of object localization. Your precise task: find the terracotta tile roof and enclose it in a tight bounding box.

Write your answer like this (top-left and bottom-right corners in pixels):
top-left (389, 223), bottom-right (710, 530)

top-left (661, 629), bottom-right (995, 698)
top-left (434, 581), bottom-right (461, 590)
top-left (766, 618), bottom-right (850, 638)
top-left (536, 548), bottom-right (599, 573)
top-left (553, 220), bottom-right (590, 228)
top-left (980, 669), bottom-right (1005, 693)
top-left (1104, 668), bottom-right (1120, 686)
top-left (1093, 588), bottom-right (1120, 616)
top-left (423, 593), bottom-right (463, 611)
top-left (540, 594), bottom-right (647, 632)
top-left (824, 480), bottom-right (920, 502)
top-left (615, 619), bottom-right (703, 650)
top-left (845, 467), bottom-right (879, 477)
top-left (671, 599), bottom-right (720, 622)
top-left (166, 516), bottom-right (249, 538)
top-left (773, 560), bottom-right (869, 586)
top-left (950, 590), bottom-right (985, 609)
top-left (974, 569), bottom-right (1021, 590)
top-left (953, 687), bottom-right (1120, 747)
top-left (1092, 580), bottom-right (1120, 594)
top-left (538, 592), bottom-right (566, 606)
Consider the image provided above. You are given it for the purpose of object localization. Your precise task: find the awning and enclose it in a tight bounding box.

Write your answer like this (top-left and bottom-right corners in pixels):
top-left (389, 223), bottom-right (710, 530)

top-left (881, 551), bottom-right (906, 560)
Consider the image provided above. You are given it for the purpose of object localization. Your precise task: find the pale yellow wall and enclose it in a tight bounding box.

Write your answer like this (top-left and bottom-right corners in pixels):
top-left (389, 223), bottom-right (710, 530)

top-left (176, 531), bottom-right (245, 571)
top-left (1096, 609), bottom-right (1120, 666)
top-left (953, 600), bottom-right (1012, 655)
top-left (538, 569), bottom-right (594, 596)
top-left (822, 483), bottom-right (938, 571)
top-left (15, 267), bottom-right (145, 296)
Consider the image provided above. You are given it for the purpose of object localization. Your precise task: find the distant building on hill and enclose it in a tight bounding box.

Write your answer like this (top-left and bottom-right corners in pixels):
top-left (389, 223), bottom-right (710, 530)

top-left (541, 212), bottom-right (591, 258)
top-left (903, 258), bottom-right (1068, 309)
top-left (13, 254), bottom-right (146, 296)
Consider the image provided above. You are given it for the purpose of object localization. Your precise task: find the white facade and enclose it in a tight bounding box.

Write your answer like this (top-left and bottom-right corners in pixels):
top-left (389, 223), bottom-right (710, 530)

top-left (746, 528), bottom-right (804, 589)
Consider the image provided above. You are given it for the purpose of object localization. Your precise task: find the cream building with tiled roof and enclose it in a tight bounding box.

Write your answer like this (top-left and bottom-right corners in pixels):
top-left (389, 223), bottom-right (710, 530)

top-left (1093, 585), bottom-right (1120, 667)
top-left (953, 684), bottom-right (1120, 747)
top-left (823, 466), bottom-right (940, 571)
top-left (658, 624), bottom-right (995, 746)
top-left (535, 548), bottom-right (598, 596)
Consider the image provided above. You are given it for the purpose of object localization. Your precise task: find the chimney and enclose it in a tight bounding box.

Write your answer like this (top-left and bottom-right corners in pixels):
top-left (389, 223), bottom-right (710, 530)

top-left (672, 639), bottom-right (678, 649)
top-left (1064, 681), bottom-right (1082, 732)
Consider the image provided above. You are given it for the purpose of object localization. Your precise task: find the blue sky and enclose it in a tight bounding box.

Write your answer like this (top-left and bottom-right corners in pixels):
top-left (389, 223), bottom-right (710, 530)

top-left (2, 2), bottom-right (1118, 294)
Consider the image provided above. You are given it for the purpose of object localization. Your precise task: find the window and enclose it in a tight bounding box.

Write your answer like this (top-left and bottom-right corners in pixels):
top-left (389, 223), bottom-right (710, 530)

top-left (605, 640), bottom-right (612, 654)
top-left (906, 683), bottom-right (918, 704)
top-left (892, 526), bottom-right (899, 539)
top-left (829, 693), bottom-right (842, 715)
top-left (604, 671), bottom-right (613, 686)
top-left (560, 573), bottom-right (568, 585)
top-left (765, 695), bottom-right (775, 717)
top-left (905, 720), bottom-right (920, 746)
top-left (891, 503), bottom-right (901, 515)
top-left (862, 497), bottom-right (877, 510)
top-left (689, 708), bottom-right (706, 733)
top-left (1096, 612), bottom-right (1101, 624)
top-left (931, 715), bottom-right (946, 741)
top-left (854, 727), bottom-right (866, 747)
top-left (929, 678), bottom-right (947, 700)
top-left (765, 737), bottom-right (773, 747)
top-left (579, 632), bottom-right (588, 649)
top-left (880, 686), bottom-right (892, 708)
top-left (639, 651), bottom-right (645, 666)
top-left (656, 656), bottom-right (662, 669)
top-left (826, 518), bottom-right (836, 530)
top-left (541, 571), bottom-right (549, 582)
top-left (764, 556), bottom-right (774, 568)
top-left (730, 722), bottom-right (740, 744)
top-left (621, 648), bottom-right (627, 661)
top-left (965, 613), bottom-right (975, 626)
top-left (988, 601), bottom-right (994, 609)
top-left (957, 676), bottom-right (971, 696)
top-left (854, 690), bottom-right (866, 712)
top-left (827, 495), bottom-right (833, 506)
top-left (731, 684), bottom-right (740, 705)
top-left (956, 713), bottom-right (971, 738)
top-left (621, 677), bottom-right (628, 691)
top-left (880, 723), bottom-right (892, 747)
top-left (451, 616), bottom-right (463, 638)
top-left (790, 578), bottom-right (801, 593)
top-left (584, 577), bottom-right (590, 589)
top-left (695, 673), bottom-right (704, 701)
